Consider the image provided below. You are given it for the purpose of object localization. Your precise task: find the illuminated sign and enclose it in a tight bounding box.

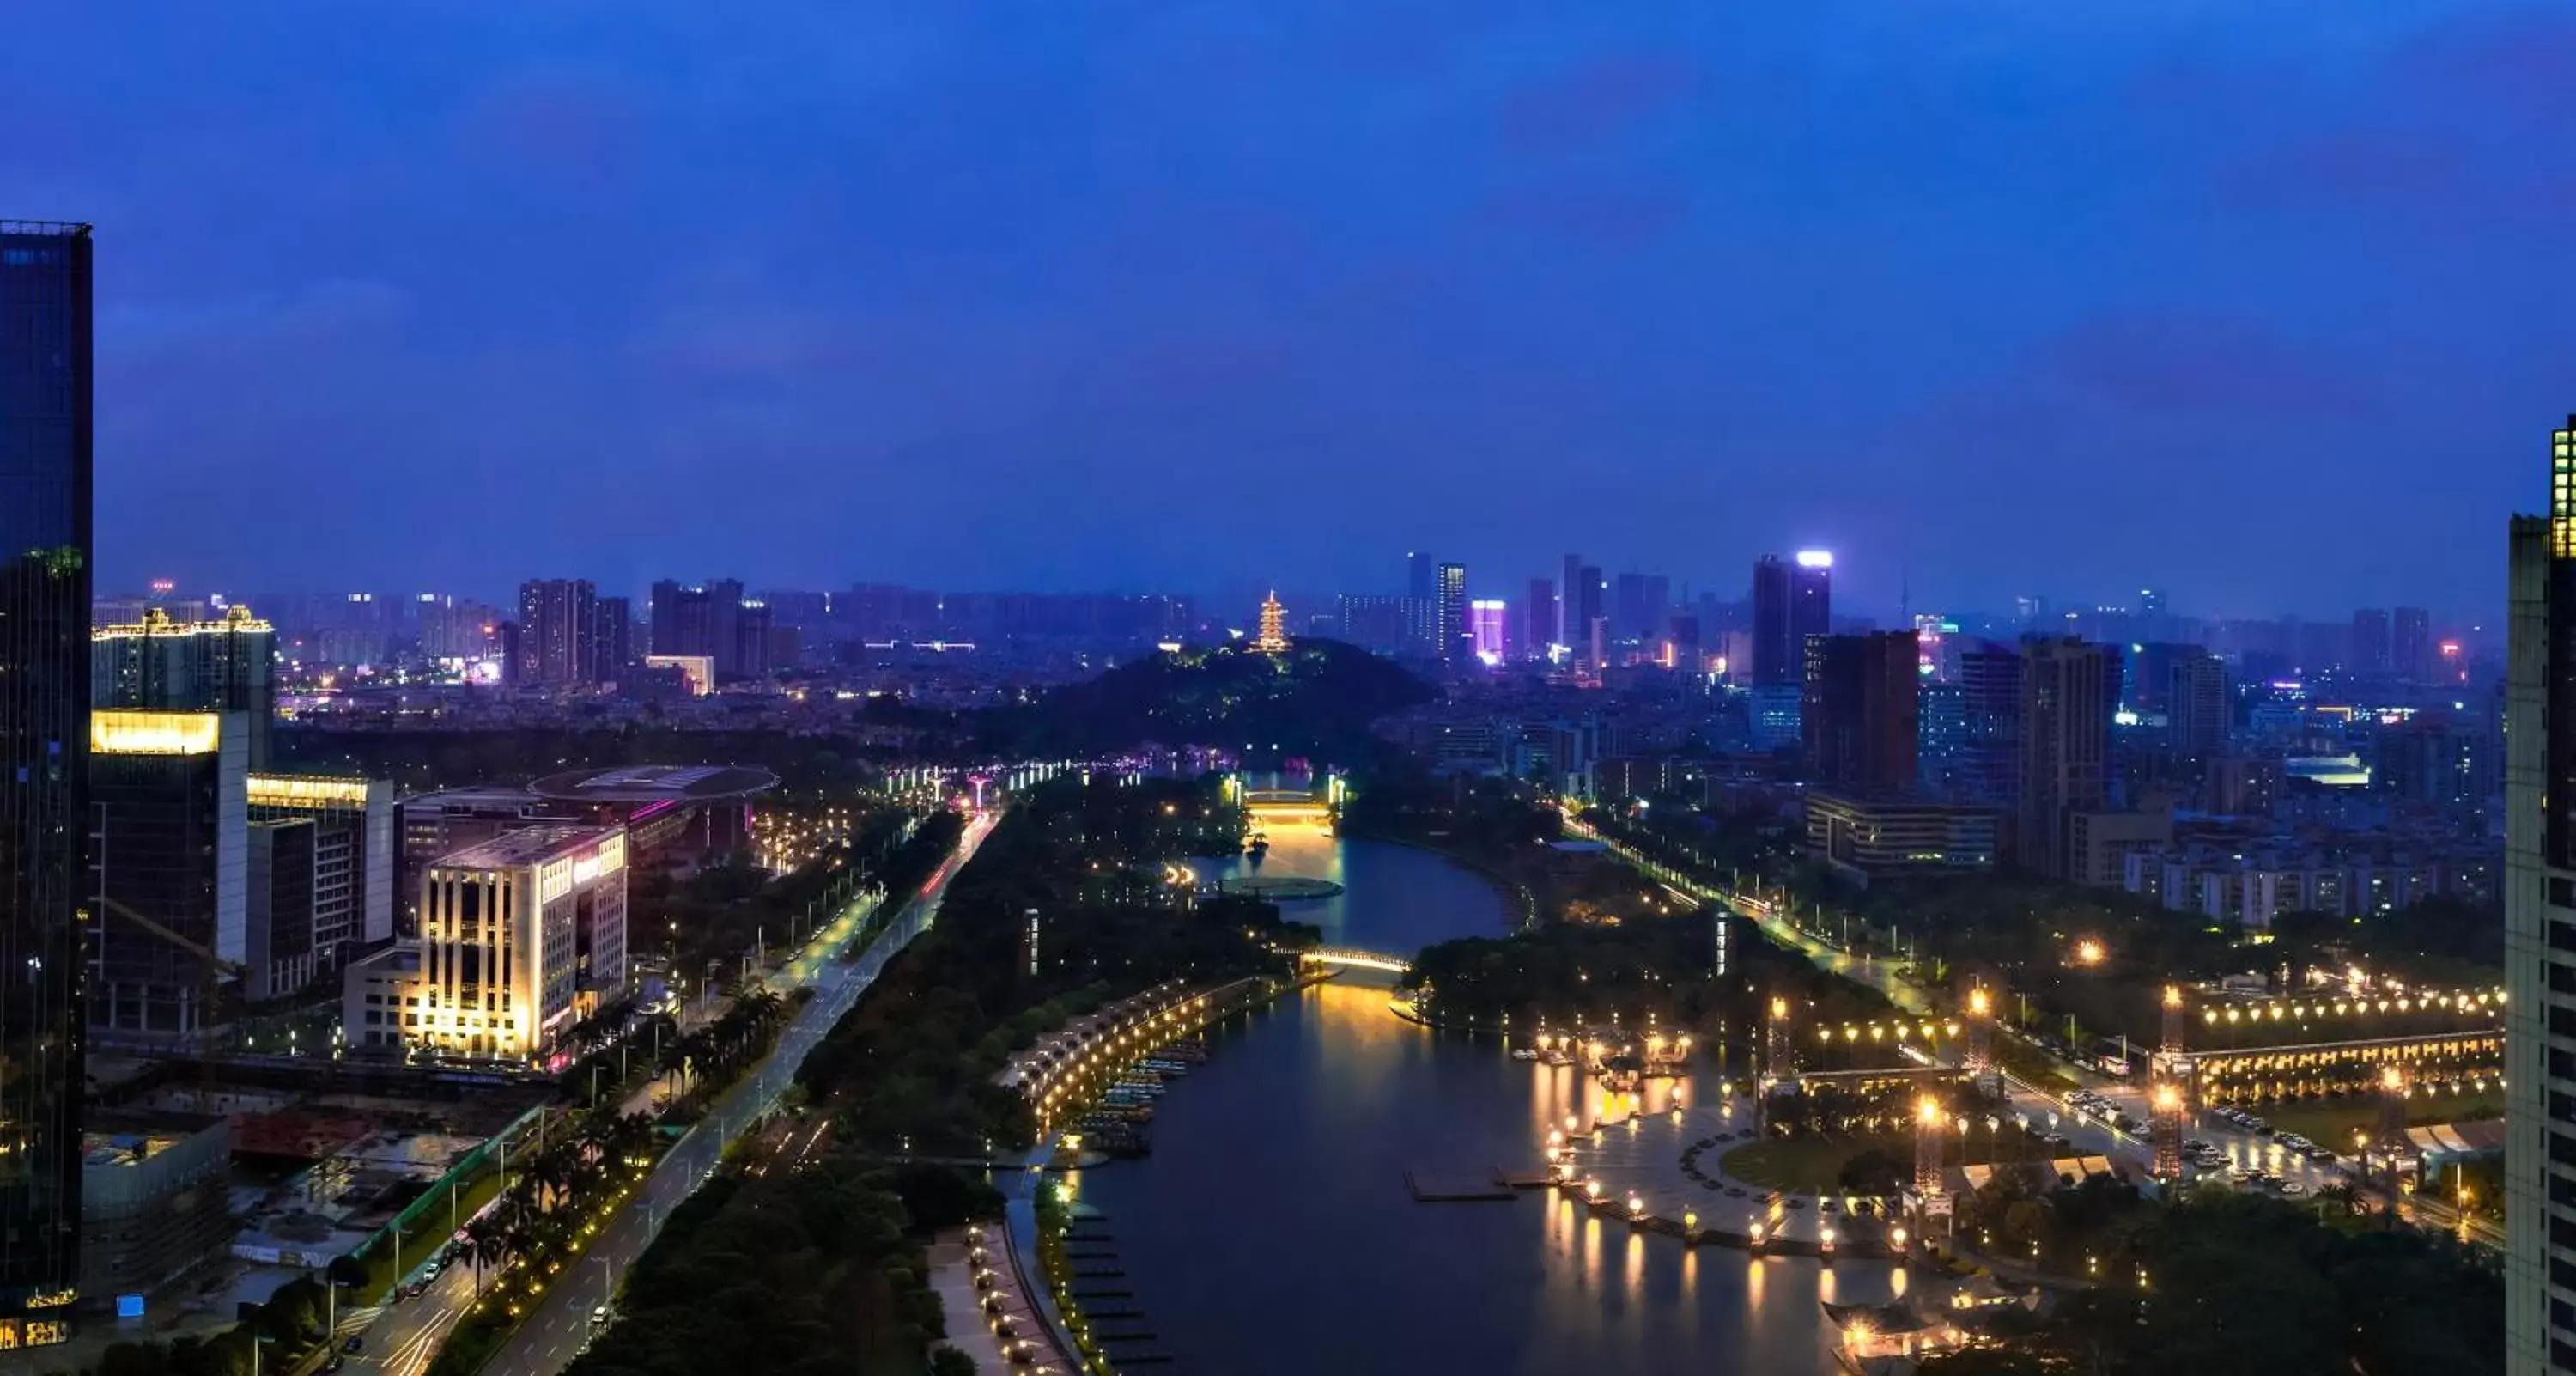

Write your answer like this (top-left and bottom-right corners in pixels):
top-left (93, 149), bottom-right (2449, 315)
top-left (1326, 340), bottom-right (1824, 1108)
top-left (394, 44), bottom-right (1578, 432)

top-left (1795, 550), bottom-right (1833, 569)
top-left (91, 711), bottom-right (222, 757)
top-left (0, 1318), bottom-right (71, 1349)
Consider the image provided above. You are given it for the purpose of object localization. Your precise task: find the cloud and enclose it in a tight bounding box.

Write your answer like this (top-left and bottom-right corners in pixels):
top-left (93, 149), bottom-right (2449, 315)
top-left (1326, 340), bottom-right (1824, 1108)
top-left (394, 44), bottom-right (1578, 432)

top-left (1497, 52), bottom-right (1699, 155)
top-left (2039, 312), bottom-right (2374, 419)
top-left (101, 278), bottom-right (407, 357)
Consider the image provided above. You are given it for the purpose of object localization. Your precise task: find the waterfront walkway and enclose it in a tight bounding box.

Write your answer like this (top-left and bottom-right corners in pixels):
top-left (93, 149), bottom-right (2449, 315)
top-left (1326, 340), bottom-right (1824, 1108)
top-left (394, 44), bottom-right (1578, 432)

top-left (927, 1228), bottom-right (1072, 1373)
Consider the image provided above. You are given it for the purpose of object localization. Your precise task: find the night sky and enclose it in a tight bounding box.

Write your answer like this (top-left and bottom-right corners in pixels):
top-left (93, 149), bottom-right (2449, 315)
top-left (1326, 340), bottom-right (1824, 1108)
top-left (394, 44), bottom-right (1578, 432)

top-left (14, 2), bottom-right (2571, 618)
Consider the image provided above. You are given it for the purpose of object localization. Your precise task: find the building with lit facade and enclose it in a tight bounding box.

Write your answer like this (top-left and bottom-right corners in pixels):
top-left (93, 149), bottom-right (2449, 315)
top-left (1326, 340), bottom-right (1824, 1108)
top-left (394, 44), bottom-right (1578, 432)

top-left (1469, 599), bottom-right (1506, 663)
top-left (343, 825), bottom-right (628, 1062)
top-left (515, 578), bottom-right (599, 689)
top-left (1435, 562), bottom-right (1467, 663)
top-left (2507, 415), bottom-right (2576, 1375)
top-left (88, 710), bottom-right (248, 1038)
top-left (0, 217), bottom-right (91, 1324)
top-left (1255, 591), bottom-right (1289, 654)
top-left (93, 604), bottom-right (275, 768)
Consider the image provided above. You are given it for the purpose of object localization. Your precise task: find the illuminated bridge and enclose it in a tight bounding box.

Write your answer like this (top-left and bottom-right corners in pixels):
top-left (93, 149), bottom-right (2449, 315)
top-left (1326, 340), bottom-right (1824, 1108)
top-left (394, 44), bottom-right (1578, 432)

top-left (1300, 947), bottom-right (1413, 975)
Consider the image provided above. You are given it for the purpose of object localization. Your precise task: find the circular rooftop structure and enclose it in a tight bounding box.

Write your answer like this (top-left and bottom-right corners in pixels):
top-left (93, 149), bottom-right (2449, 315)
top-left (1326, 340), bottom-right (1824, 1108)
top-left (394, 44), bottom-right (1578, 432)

top-left (529, 764), bottom-right (781, 804)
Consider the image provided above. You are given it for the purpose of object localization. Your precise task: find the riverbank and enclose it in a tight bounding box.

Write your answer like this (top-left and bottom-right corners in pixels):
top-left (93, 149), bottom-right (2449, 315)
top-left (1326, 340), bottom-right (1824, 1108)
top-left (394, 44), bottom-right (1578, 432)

top-left (1330, 821), bottom-right (1540, 929)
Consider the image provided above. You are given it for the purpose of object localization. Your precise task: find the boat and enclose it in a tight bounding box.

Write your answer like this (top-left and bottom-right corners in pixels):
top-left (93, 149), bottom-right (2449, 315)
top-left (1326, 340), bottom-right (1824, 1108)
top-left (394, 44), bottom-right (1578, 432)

top-left (1510, 1048), bottom-right (1541, 1062)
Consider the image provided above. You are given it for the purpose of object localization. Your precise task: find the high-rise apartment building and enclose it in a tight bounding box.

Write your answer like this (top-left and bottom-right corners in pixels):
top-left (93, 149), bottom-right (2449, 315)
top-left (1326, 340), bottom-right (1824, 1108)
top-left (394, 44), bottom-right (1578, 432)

top-left (649, 579), bottom-right (747, 679)
top-left (94, 604), bottom-right (276, 769)
top-left (2017, 638), bottom-right (2116, 880)
top-left (2394, 606), bottom-right (2433, 683)
top-left (1436, 563), bottom-right (1467, 663)
top-left (1801, 631), bottom-right (1920, 793)
top-left (2351, 607), bottom-right (2392, 676)
top-left (0, 220), bottom-right (89, 1315)
top-left (2168, 648), bottom-right (2229, 760)
top-left (1947, 642), bottom-right (2023, 802)
top-left (1613, 573), bottom-right (1649, 644)
top-left (1574, 566), bottom-right (1604, 665)
top-left (516, 579), bottom-right (598, 689)
top-left (2507, 419), bottom-right (2576, 1374)
top-left (1406, 551), bottom-right (1433, 603)
top-left (594, 595), bottom-right (633, 683)
top-left (1336, 594), bottom-right (1412, 656)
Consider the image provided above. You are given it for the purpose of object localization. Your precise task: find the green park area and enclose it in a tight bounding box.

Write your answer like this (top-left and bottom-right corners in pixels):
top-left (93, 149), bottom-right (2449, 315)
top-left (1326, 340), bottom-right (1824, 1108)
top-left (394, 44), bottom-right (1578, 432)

top-left (1719, 1135), bottom-right (1908, 1195)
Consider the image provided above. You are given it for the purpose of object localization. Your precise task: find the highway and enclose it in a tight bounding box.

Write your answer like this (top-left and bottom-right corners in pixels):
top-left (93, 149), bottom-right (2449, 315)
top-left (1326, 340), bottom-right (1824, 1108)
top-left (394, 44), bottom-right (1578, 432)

top-left (357, 810), bottom-right (995, 1376)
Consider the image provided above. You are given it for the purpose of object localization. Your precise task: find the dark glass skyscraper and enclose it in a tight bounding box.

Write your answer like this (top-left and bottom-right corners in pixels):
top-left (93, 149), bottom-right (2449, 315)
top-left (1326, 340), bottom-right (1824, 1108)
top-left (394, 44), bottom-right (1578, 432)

top-left (0, 220), bottom-right (91, 1310)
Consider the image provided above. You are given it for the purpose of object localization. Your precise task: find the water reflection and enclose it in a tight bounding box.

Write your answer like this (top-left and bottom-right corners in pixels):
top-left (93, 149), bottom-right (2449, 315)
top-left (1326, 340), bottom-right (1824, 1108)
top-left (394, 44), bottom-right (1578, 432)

top-left (1086, 834), bottom-right (1895, 1375)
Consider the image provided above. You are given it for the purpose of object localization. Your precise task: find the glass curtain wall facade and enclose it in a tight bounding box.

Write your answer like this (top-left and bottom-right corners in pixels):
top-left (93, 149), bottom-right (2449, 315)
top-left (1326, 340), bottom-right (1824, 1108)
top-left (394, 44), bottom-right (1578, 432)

top-left (0, 220), bottom-right (91, 1312)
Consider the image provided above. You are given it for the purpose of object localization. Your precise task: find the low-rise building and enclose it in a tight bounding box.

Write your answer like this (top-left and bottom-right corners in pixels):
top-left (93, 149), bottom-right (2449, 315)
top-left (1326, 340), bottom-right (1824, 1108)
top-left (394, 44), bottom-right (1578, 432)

top-left (80, 1111), bottom-right (234, 1309)
top-left (344, 825), bottom-right (629, 1063)
top-left (1803, 792), bottom-right (2001, 883)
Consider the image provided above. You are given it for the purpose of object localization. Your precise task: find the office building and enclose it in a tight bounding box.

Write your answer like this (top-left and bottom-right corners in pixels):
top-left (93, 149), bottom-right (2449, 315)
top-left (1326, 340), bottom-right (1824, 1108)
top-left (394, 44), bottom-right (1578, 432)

top-left (88, 710), bottom-right (250, 1038)
top-left (0, 219), bottom-right (89, 1318)
top-left (2017, 638), bottom-right (2116, 880)
top-left (2395, 606), bottom-right (2433, 683)
top-left (1750, 551), bottom-right (1832, 686)
top-left (1743, 685), bottom-right (1804, 752)
top-left (1524, 579), bottom-right (1555, 660)
top-left (1805, 793), bottom-right (2000, 881)
top-left (1613, 572), bottom-right (1649, 644)
top-left (516, 579), bottom-right (598, 689)
top-left (343, 825), bottom-right (628, 1062)
top-left (1407, 551), bottom-right (1434, 603)
top-left (1435, 563), bottom-right (1467, 663)
top-left (737, 599), bottom-right (775, 679)
top-left (2352, 607), bottom-right (2391, 676)
top-left (1955, 642), bottom-right (2023, 804)
top-left (93, 604), bottom-right (276, 769)
top-left (2168, 648), bottom-right (2229, 759)
top-left (246, 773), bottom-right (395, 967)
top-left (1801, 632), bottom-right (1919, 793)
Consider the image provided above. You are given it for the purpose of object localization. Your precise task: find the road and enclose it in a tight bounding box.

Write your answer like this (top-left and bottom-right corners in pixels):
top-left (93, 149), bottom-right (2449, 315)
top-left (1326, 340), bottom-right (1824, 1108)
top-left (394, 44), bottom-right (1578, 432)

top-left (359, 810), bottom-right (994, 1376)
top-left (1563, 809), bottom-right (1933, 1015)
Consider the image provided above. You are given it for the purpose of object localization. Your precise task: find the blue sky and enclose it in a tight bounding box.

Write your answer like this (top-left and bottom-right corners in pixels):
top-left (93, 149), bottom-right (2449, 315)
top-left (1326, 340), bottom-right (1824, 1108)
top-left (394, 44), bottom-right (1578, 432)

top-left (13, 1), bottom-right (2571, 618)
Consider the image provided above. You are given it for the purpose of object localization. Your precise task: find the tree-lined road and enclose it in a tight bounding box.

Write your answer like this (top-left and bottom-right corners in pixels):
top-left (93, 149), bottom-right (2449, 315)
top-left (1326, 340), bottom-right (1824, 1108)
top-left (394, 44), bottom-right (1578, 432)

top-left (358, 810), bottom-right (995, 1376)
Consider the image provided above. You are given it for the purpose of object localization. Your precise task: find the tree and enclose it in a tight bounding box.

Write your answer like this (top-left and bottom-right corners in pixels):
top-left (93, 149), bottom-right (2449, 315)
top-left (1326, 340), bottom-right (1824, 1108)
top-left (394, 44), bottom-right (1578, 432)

top-left (929, 1347), bottom-right (978, 1376)
top-left (1837, 1148), bottom-right (1908, 1196)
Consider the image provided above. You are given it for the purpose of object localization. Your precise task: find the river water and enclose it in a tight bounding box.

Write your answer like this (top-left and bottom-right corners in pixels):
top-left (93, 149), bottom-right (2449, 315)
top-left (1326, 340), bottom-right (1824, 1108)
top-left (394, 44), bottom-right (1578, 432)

top-left (1072, 823), bottom-right (1902, 1375)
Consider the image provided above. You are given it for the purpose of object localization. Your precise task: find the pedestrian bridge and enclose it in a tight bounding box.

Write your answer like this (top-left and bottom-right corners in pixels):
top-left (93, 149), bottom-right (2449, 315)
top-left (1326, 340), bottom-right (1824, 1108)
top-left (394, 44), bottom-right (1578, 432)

top-left (1301, 947), bottom-right (1412, 975)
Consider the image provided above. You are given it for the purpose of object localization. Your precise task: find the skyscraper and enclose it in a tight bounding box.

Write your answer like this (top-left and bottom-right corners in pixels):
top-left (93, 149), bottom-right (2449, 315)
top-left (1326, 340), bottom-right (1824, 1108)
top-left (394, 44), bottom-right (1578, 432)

top-left (2017, 638), bottom-right (2115, 880)
top-left (2507, 419), bottom-right (2576, 1374)
top-left (1613, 572), bottom-right (1649, 644)
top-left (1558, 554), bottom-right (1582, 647)
top-left (1801, 631), bottom-right (1919, 792)
top-left (0, 221), bottom-right (88, 1312)
top-left (516, 579), bottom-right (598, 689)
top-left (1750, 551), bottom-right (1833, 686)
top-left (1436, 563), bottom-right (1467, 663)
top-left (1524, 578), bottom-right (1555, 661)
top-left (594, 594), bottom-right (633, 684)
top-left (89, 710), bottom-right (249, 1037)
top-left (1406, 551), bottom-right (1433, 603)
top-left (93, 603), bottom-right (276, 768)
top-left (1957, 641), bottom-right (2024, 804)
top-left (1574, 566), bottom-right (1604, 665)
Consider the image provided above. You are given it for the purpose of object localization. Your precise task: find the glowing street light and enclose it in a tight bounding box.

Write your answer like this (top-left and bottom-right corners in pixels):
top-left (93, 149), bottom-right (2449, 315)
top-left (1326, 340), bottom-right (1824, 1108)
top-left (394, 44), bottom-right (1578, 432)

top-left (2074, 937), bottom-right (2106, 967)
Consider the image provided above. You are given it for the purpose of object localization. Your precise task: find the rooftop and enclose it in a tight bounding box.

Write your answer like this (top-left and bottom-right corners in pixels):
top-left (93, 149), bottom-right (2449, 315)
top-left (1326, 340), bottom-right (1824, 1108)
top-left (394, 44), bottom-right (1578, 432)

top-left (529, 763), bottom-right (780, 802)
top-left (430, 824), bottom-right (623, 871)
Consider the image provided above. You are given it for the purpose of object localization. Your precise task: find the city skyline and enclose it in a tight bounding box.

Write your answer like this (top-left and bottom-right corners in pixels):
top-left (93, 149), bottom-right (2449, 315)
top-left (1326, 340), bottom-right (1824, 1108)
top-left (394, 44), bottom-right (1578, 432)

top-left (9, 3), bottom-right (2568, 612)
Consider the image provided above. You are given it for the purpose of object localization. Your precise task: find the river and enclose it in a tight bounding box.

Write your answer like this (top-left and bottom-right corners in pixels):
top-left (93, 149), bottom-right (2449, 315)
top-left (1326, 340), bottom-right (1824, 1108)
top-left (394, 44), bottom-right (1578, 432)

top-left (1071, 821), bottom-right (1903, 1375)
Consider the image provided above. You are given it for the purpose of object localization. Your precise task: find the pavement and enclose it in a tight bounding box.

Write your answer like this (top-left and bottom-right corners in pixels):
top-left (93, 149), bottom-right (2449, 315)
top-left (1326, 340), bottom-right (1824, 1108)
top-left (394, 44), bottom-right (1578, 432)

top-left (354, 811), bottom-right (994, 1376)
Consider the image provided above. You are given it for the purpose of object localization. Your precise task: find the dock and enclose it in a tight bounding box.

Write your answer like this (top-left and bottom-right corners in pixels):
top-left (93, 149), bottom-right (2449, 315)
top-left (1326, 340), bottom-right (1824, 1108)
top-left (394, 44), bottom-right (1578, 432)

top-left (1406, 1168), bottom-right (1516, 1202)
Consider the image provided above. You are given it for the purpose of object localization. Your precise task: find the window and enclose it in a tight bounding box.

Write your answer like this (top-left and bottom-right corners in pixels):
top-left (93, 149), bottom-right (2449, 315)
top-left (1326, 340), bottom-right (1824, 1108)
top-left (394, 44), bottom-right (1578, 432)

top-left (2553, 1004), bottom-right (2576, 1038)
top-left (2555, 877), bottom-right (2576, 907)
top-left (2555, 1299), bottom-right (2576, 1335)
top-left (2554, 918), bottom-right (2576, 953)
